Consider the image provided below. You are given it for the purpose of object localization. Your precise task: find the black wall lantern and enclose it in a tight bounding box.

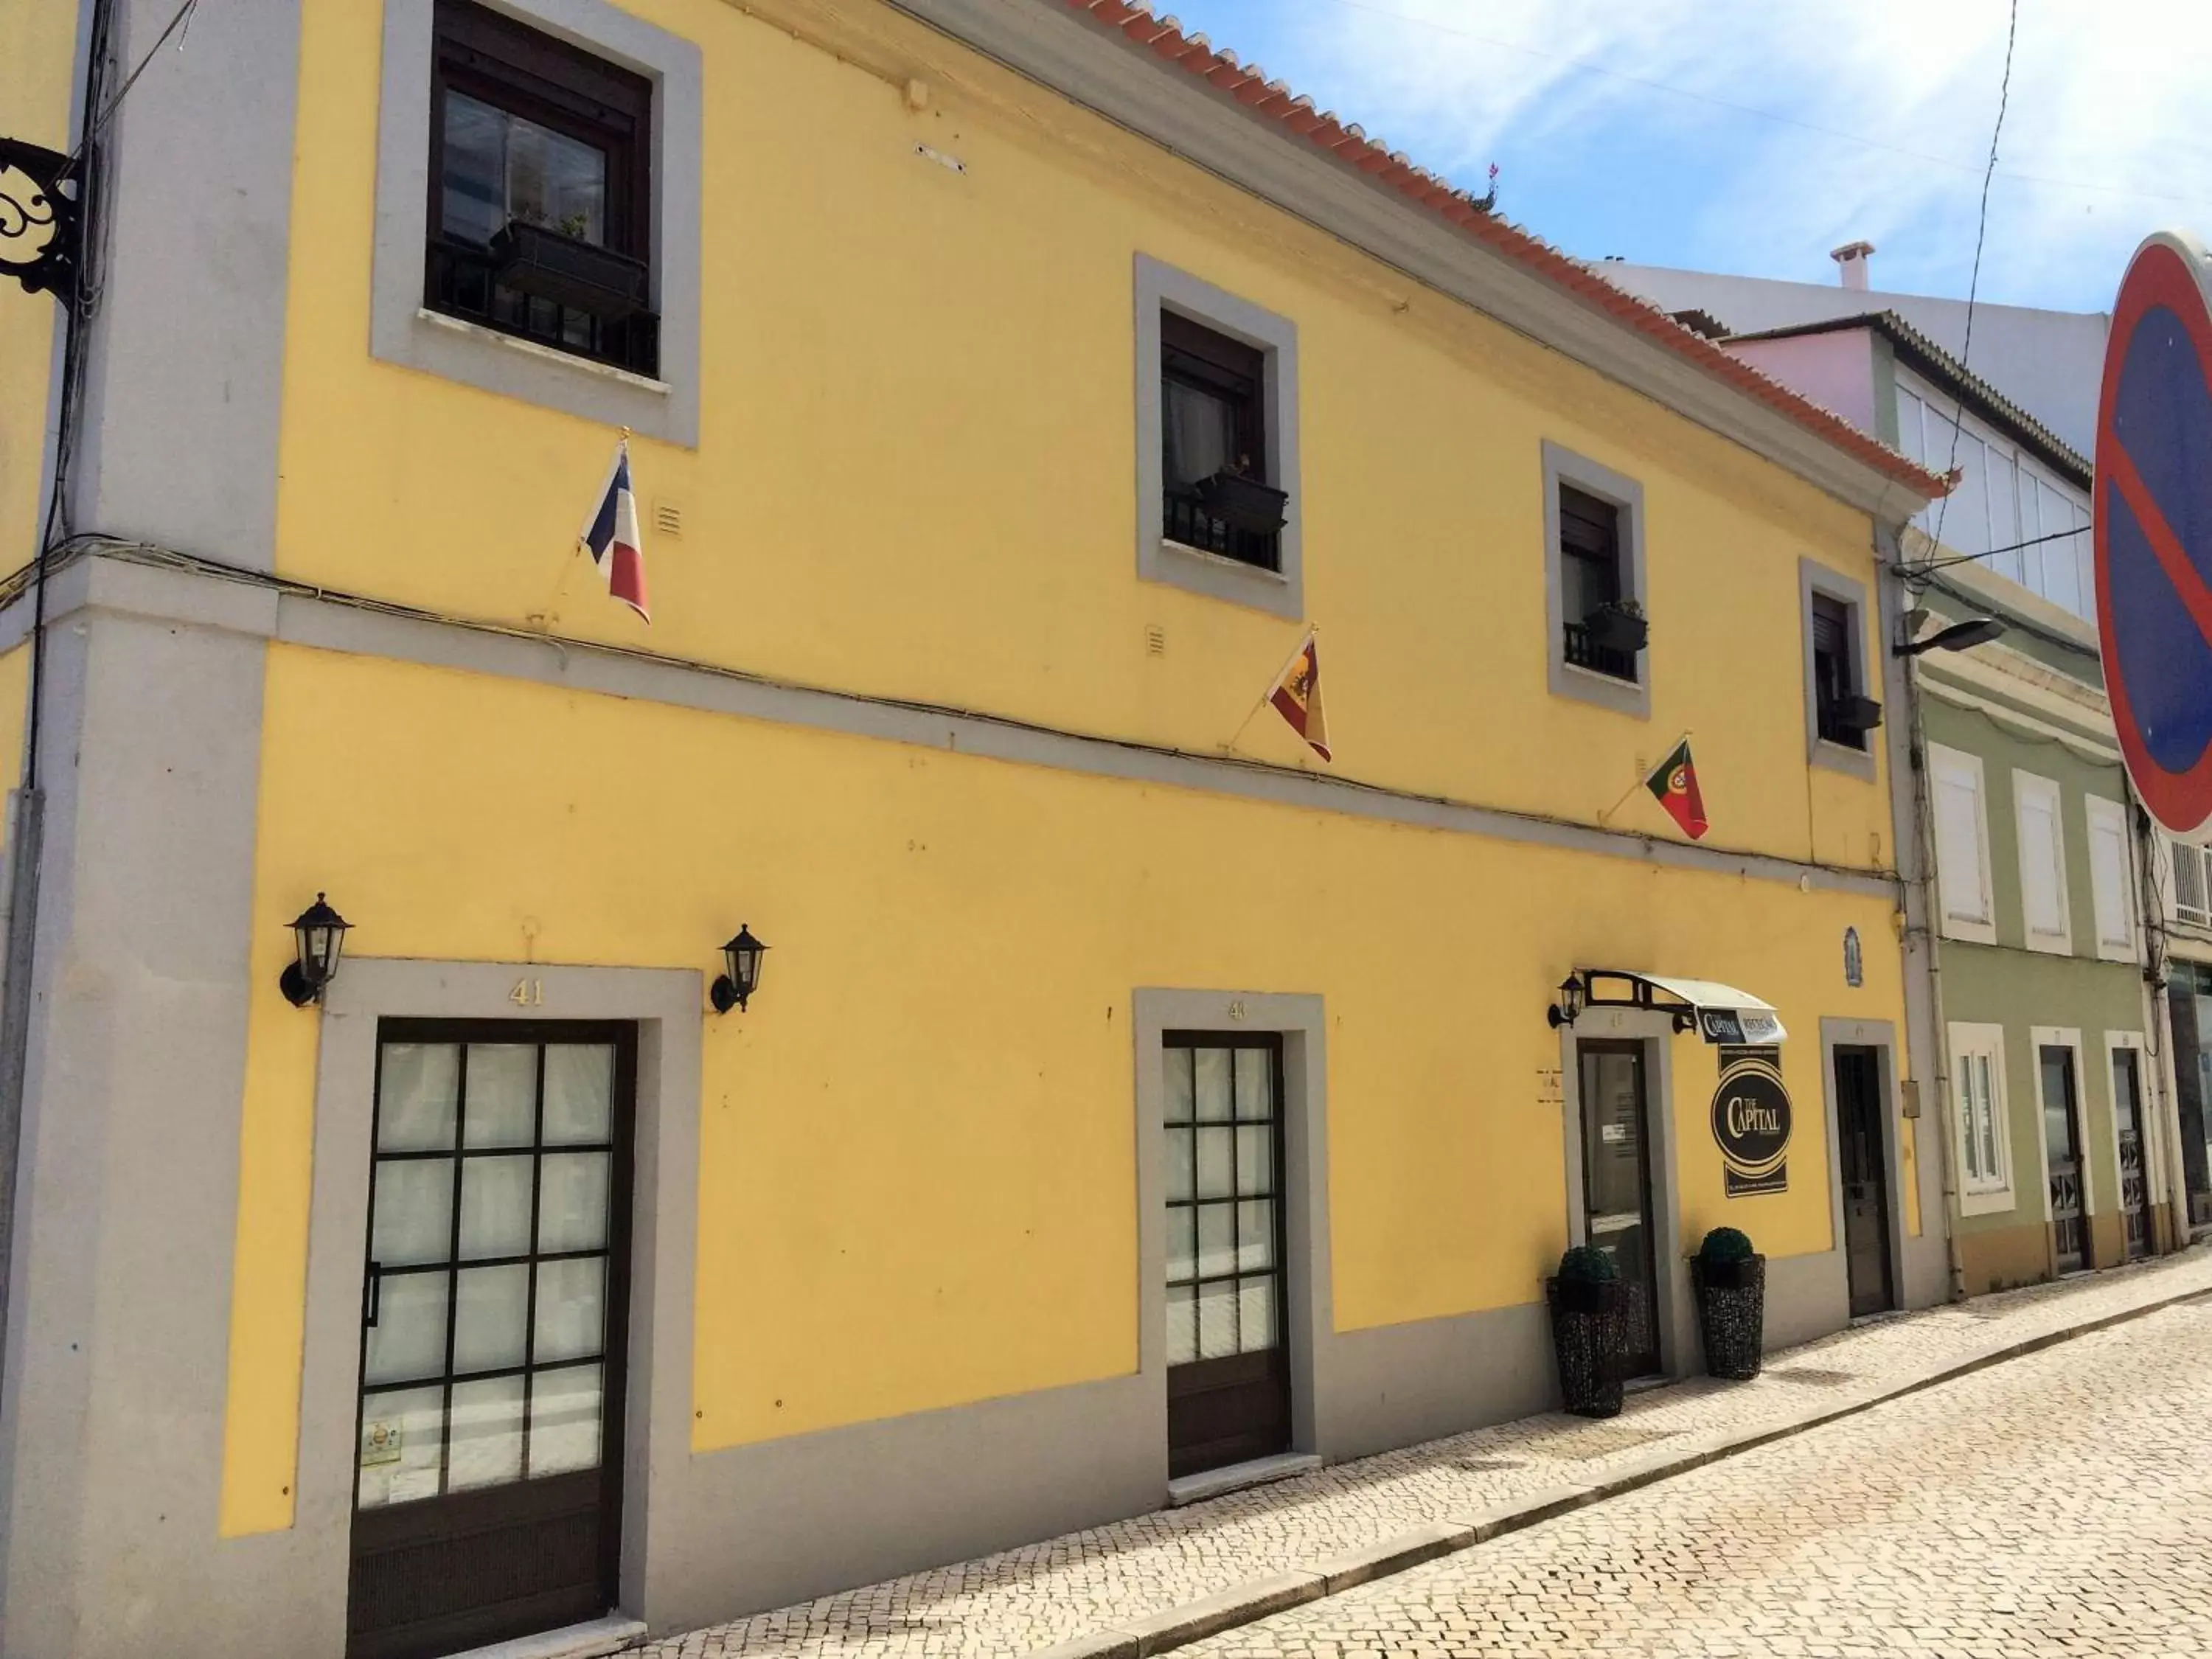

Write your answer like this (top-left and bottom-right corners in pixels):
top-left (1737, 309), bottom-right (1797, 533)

top-left (280, 894), bottom-right (352, 1007)
top-left (711, 925), bottom-right (768, 1013)
top-left (1547, 973), bottom-right (1586, 1028)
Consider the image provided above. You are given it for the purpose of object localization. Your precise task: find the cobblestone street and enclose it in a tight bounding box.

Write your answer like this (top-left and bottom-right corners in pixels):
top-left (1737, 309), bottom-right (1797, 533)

top-left (640, 1250), bottom-right (2212, 1658)
top-left (1192, 1296), bottom-right (2212, 1658)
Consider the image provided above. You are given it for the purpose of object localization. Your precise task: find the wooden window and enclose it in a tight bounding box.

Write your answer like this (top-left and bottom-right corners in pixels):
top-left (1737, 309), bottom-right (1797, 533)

top-left (426, 0), bottom-right (658, 374)
top-left (1558, 485), bottom-right (1633, 681)
top-left (1810, 593), bottom-right (1863, 749)
top-left (1930, 745), bottom-right (1996, 944)
top-left (1948, 1023), bottom-right (2011, 1199)
top-left (2014, 771), bottom-right (2072, 953)
top-left (1160, 313), bottom-right (1278, 571)
top-left (2084, 796), bottom-right (2136, 961)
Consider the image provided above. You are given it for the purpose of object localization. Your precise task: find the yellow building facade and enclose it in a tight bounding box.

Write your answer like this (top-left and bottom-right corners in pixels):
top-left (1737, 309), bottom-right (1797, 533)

top-left (0, 1), bottom-right (1945, 1655)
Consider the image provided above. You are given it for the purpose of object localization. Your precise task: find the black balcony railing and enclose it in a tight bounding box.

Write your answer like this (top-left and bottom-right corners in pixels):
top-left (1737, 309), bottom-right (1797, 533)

top-left (1562, 622), bottom-right (1637, 683)
top-left (425, 236), bottom-right (661, 378)
top-left (1815, 700), bottom-right (1866, 749)
top-left (1164, 489), bottom-right (1279, 571)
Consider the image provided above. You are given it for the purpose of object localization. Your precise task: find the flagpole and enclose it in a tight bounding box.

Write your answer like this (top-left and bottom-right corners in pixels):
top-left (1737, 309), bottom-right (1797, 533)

top-left (1225, 624), bottom-right (1317, 754)
top-left (1597, 730), bottom-right (1691, 827)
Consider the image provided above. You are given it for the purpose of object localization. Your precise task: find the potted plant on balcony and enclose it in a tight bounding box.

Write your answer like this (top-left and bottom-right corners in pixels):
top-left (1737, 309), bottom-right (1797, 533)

top-left (1690, 1226), bottom-right (1766, 1380)
top-left (1829, 693), bottom-right (1885, 735)
top-left (1545, 1244), bottom-right (1627, 1418)
top-left (1194, 456), bottom-right (1290, 536)
top-left (489, 217), bottom-right (650, 319)
top-left (1586, 597), bottom-right (1647, 656)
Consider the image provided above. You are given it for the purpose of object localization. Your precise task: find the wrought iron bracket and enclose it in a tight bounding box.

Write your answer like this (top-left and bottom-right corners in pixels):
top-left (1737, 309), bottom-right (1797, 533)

top-left (1, 138), bottom-right (80, 299)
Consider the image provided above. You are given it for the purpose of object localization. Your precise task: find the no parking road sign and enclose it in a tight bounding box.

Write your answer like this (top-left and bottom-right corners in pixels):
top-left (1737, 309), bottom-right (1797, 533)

top-left (2098, 231), bottom-right (2212, 835)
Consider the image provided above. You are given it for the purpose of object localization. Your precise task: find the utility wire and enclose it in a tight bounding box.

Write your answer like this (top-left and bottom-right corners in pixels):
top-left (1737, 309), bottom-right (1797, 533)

top-left (66, 0), bottom-right (197, 165)
top-left (1930, 0), bottom-right (2020, 557)
top-left (1901, 522), bottom-right (2086, 581)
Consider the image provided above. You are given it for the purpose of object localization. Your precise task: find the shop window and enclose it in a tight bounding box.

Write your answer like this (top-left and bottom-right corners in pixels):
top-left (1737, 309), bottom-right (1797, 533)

top-left (1928, 743), bottom-right (1996, 945)
top-left (427, 0), bottom-right (657, 375)
top-left (2084, 795), bottom-right (2137, 962)
top-left (2014, 770), bottom-right (2072, 956)
top-left (1134, 256), bottom-right (1303, 619)
top-left (1542, 442), bottom-right (1649, 719)
top-left (1948, 1022), bottom-right (2013, 1211)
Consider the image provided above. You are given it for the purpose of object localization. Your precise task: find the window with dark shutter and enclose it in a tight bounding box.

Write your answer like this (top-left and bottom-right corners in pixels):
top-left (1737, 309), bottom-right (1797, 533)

top-left (425, 0), bottom-right (658, 375)
top-left (1559, 485), bottom-right (1635, 681)
top-left (1812, 594), bottom-right (1862, 748)
top-left (1161, 313), bottom-right (1282, 571)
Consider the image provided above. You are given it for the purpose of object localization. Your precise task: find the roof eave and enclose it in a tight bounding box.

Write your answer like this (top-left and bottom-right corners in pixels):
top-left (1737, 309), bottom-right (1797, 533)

top-left (877, 0), bottom-right (1945, 519)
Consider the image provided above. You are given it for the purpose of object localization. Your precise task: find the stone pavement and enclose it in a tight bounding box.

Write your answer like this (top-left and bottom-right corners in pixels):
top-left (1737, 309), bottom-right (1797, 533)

top-left (639, 1247), bottom-right (2212, 1659)
top-left (1189, 1293), bottom-right (2212, 1658)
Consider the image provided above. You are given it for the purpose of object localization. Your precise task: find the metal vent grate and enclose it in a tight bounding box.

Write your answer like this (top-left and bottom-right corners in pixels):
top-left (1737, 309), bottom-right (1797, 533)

top-left (653, 501), bottom-right (682, 538)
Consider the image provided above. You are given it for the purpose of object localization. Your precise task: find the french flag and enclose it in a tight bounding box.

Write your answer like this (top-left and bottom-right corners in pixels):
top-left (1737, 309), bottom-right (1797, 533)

top-left (580, 439), bottom-right (650, 623)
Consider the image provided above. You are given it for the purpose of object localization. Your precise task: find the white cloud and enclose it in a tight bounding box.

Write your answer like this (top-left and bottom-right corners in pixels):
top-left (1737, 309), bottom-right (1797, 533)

top-left (1237, 0), bottom-right (2212, 309)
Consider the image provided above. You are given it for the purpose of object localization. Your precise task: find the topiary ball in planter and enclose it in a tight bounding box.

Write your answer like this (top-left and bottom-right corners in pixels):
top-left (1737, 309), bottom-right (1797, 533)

top-left (1691, 1229), bottom-right (1765, 1379)
top-left (1546, 1245), bottom-right (1627, 1416)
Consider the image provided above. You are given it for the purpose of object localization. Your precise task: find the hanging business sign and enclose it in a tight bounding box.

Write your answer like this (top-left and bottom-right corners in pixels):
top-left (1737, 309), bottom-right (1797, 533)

top-left (1712, 1046), bottom-right (1791, 1197)
top-left (0, 138), bottom-right (79, 297)
top-left (2096, 230), bottom-right (2212, 834)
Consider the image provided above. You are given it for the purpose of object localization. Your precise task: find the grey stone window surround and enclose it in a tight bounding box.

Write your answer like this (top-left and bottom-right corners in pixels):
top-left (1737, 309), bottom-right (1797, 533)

top-left (1133, 256), bottom-right (1304, 620)
top-left (1801, 557), bottom-right (1878, 782)
top-left (372, 0), bottom-right (703, 446)
top-left (1541, 441), bottom-right (1650, 719)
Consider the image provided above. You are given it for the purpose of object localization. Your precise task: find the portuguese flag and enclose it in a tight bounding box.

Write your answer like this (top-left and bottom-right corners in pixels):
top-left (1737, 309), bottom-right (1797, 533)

top-left (1645, 738), bottom-right (1708, 840)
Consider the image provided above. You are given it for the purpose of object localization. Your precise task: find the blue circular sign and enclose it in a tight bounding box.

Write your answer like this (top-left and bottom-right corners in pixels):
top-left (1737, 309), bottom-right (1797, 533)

top-left (2097, 232), bottom-right (2212, 834)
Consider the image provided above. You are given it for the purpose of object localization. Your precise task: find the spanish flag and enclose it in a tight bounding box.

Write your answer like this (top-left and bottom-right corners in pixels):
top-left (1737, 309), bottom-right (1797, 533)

top-left (1644, 738), bottom-right (1708, 839)
top-left (1267, 629), bottom-right (1331, 762)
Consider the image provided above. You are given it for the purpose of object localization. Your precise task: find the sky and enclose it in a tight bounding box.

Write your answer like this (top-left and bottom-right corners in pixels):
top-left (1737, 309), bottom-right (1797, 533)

top-left (1144, 0), bottom-right (2212, 316)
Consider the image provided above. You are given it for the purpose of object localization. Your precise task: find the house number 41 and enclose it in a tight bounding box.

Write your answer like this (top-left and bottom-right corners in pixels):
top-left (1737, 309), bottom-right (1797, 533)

top-left (509, 978), bottom-right (544, 1006)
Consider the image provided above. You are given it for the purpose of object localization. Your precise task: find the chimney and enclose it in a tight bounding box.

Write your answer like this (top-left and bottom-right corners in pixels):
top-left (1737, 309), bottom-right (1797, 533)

top-left (1831, 240), bottom-right (1876, 291)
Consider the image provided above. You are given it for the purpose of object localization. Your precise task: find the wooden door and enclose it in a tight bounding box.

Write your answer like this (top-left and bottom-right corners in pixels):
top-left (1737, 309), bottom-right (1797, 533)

top-left (348, 1022), bottom-right (634, 1659)
top-left (2041, 1044), bottom-right (2087, 1273)
top-left (1164, 1034), bottom-right (1291, 1479)
top-left (2112, 1048), bottom-right (2153, 1260)
top-left (1579, 1041), bottom-right (1660, 1377)
top-left (1834, 1046), bottom-right (1894, 1315)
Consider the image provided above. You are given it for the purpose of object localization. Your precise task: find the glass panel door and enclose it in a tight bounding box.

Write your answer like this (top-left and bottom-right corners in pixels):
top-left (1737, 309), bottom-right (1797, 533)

top-left (2112, 1048), bottom-right (2151, 1260)
top-left (1579, 1041), bottom-right (1660, 1375)
top-left (349, 1022), bottom-right (633, 1659)
top-left (2040, 1045), bottom-right (2086, 1273)
top-left (1164, 1033), bottom-right (1290, 1479)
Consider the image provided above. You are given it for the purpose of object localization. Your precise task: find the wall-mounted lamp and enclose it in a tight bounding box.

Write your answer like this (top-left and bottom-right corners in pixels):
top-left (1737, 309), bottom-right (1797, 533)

top-left (280, 894), bottom-right (351, 1007)
top-left (1547, 973), bottom-right (1586, 1029)
top-left (1894, 616), bottom-right (2005, 657)
top-left (711, 925), bottom-right (768, 1014)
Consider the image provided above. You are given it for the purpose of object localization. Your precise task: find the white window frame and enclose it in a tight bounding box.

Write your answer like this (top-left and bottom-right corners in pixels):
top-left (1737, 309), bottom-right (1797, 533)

top-left (2102, 1029), bottom-right (2157, 1217)
top-left (2028, 1026), bottom-right (2090, 1225)
top-left (369, 0), bottom-right (704, 445)
top-left (1929, 743), bottom-right (1997, 946)
top-left (2083, 794), bottom-right (2138, 963)
top-left (2167, 835), bottom-right (2212, 930)
top-left (2013, 770), bottom-right (2073, 956)
top-left (1948, 1021), bottom-right (2014, 1214)
top-left (1133, 255), bottom-right (1304, 619)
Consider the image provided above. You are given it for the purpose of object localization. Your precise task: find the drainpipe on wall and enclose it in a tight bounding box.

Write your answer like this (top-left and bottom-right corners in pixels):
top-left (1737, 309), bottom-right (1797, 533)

top-left (1880, 526), bottom-right (1967, 1301)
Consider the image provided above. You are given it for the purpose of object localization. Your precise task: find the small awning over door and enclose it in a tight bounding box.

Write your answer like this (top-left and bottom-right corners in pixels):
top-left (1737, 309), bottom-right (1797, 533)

top-left (1575, 969), bottom-right (1788, 1045)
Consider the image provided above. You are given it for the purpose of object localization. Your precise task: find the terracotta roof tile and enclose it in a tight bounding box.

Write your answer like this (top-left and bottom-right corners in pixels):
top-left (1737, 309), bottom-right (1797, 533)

top-left (1056, 0), bottom-right (1948, 501)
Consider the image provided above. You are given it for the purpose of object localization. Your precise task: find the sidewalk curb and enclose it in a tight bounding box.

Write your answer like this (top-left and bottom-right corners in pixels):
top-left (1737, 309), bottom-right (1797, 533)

top-left (1030, 1272), bottom-right (2212, 1658)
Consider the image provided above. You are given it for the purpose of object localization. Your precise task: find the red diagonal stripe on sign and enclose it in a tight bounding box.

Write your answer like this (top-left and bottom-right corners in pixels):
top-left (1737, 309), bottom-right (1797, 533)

top-left (2106, 437), bottom-right (2212, 648)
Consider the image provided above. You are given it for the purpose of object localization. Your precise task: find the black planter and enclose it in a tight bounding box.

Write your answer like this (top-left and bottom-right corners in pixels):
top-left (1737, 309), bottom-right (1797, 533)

top-left (1545, 1276), bottom-right (1627, 1417)
top-left (1195, 470), bottom-right (1290, 535)
top-left (1691, 1253), bottom-right (1766, 1380)
top-left (1586, 605), bottom-right (1648, 655)
top-left (1830, 693), bottom-right (1885, 734)
top-left (490, 220), bottom-right (650, 317)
